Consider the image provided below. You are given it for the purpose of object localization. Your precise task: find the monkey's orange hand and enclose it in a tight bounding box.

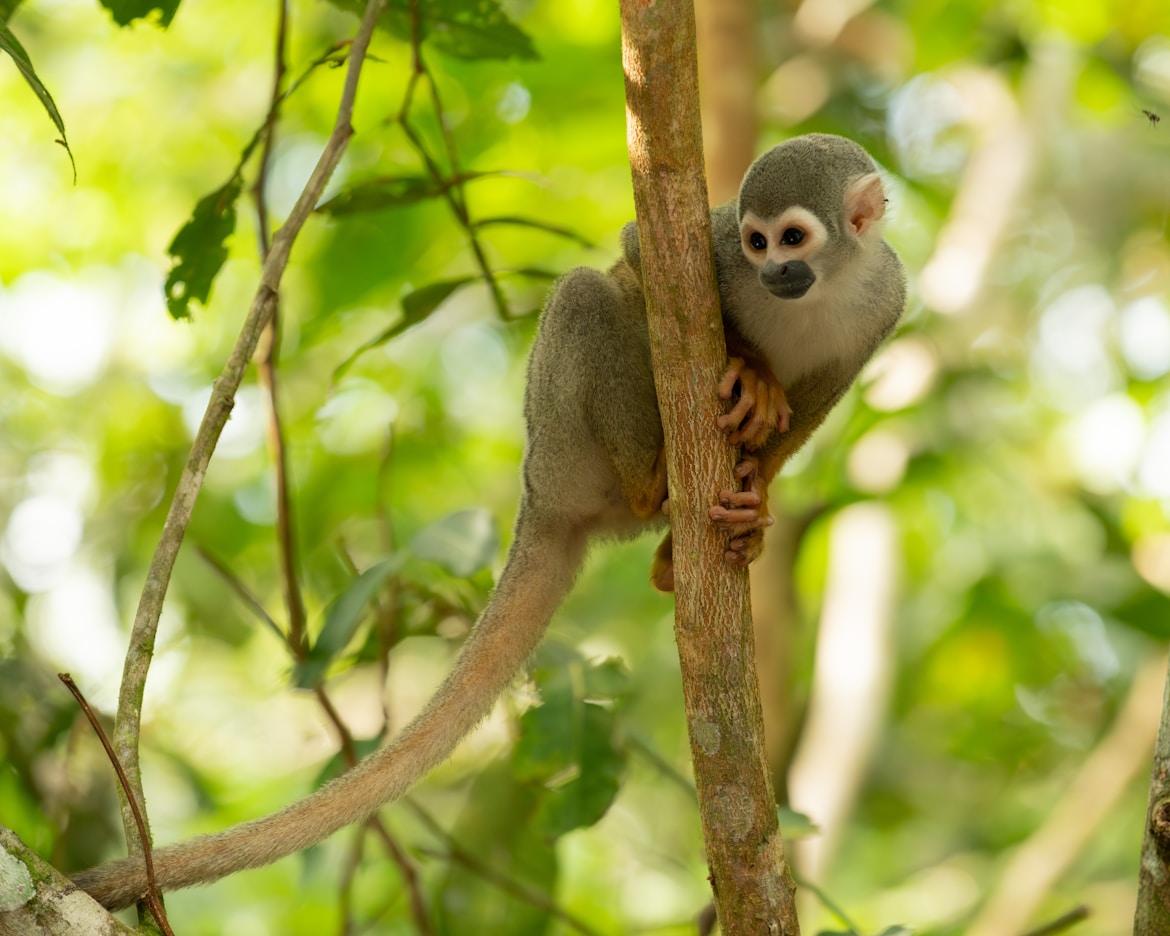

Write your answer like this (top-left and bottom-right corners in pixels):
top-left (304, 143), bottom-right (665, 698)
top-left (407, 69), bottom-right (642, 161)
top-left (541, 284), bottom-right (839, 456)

top-left (709, 454), bottom-right (772, 567)
top-left (716, 357), bottom-right (791, 450)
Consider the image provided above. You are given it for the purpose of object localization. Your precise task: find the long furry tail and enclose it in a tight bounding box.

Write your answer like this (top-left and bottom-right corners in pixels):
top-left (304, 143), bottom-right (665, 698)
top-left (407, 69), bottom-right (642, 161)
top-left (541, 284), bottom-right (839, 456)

top-left (73, 512), bottom-right (584, 911)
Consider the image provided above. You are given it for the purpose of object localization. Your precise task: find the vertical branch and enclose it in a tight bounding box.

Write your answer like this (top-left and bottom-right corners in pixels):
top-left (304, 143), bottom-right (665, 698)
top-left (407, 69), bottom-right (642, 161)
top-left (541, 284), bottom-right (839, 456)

top-left (252, 0), bottom-right (310, 651)
top-left (967, 652), bottom-right (1162, 936)
top-left (694, 0), bottom-right (758, 203)
top-left (616, 1), bottom-right (799, 933)
top-left (789, 503), bottom-right (897, 913)
top-left (109, 0), bottom-right (386, 883)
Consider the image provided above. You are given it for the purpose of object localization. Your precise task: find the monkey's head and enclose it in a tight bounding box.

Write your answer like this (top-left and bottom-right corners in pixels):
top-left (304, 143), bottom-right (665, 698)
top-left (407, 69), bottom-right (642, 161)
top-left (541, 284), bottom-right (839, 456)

top-left (737, 133), bottom-right (888, 301)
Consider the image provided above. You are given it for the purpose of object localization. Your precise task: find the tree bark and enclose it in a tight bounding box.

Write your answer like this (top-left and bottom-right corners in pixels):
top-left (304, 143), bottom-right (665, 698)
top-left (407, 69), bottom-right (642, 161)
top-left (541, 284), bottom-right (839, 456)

top-left (0, 826), bottom-right (137, 935)
top-left (1134, 654), bottom-right (1170, 934)
top-left (617, 2), bottom-right (800, 933)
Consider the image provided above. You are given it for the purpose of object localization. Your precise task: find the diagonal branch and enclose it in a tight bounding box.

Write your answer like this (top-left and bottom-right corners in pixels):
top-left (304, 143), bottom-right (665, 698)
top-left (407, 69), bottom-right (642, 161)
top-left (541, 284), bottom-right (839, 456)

top-left (108, 0), bottom-right (387, 891)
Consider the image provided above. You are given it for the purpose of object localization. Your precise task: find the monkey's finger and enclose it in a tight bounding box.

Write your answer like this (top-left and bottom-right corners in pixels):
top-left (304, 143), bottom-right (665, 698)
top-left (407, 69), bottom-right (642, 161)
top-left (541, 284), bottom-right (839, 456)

top-left (777, 400), bottom-right (792, 434)
top-left (718, 489), bottom-right (762, 508)
top-left (718, 391), bottom-right (755, 434)
top-left (660, 498), bottom-right (671, 517)
top-left (724, 549), bottom-right (751, 566)
top-left (709, 506), bottom-right (773, 526)
top-left (739, 384), bottom-right (771, 446)
top-left (735, 457), bottom-right (759, 481)
top-left (718, 358), bottom-right (746, 399)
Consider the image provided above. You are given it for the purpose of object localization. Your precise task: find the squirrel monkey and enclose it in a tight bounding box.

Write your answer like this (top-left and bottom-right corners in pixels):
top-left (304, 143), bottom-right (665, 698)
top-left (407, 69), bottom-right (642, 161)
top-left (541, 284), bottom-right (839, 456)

top-left (73, 133), bottom-right (904, 910)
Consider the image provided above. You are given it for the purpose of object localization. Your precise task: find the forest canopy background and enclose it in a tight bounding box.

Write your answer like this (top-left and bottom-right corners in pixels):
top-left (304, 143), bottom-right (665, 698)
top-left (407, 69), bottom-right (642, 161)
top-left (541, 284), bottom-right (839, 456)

top-left (4, 0), bottom-right (1170, 934)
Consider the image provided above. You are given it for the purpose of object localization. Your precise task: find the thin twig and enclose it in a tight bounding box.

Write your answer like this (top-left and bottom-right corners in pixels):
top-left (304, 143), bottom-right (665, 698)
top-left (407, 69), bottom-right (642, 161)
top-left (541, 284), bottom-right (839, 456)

top-left (110, 0), bottom-right (387, 884)
top-left (321, 688), bottom-right (433, 935)
top-left (58, 674), bottom-right (175, 936)
top-left (1020, 905), bottom-right (1090, 936)
top-left (395, 0), bottom-right (507, 318)
top-left (253, 0), bottom-right (289, 256)
top-left (208, 533), bottom-right (432, 935)
top-left (196, 546), bottom-right (286, 643)
top-left (368, 819), bottom-right (433, 935)
top-left (337, 827), bottom-right (367, 936)
top-left (227, 39), bottom-right (353, 196)
top-left (251, 0), bottom-right (310, 655)
top-left (792, 872), bottom-right (862, 934)
top-left (406, 798), bottom-right (600, 936)
top-left (375, 434), bottom-right (400, 731)
top-left (626, 732), bottom-right (695, 796)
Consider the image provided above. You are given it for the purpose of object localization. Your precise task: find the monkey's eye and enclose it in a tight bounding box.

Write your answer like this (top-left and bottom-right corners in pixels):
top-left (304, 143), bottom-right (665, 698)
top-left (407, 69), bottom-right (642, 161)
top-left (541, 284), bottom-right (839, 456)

top-left (780, 228), bottom-right (805, 246)
top-left (748, 232), bottom-right (767, 251)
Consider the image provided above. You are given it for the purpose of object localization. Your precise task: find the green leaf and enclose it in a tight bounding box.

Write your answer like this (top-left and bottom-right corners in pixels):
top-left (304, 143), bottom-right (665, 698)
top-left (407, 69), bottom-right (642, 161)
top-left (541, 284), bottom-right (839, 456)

top-left (164, 176), bottom-right (243, 320)
top-left (438, 763), bottom-right (556, 935)
top-left (403, 277), bottom-right (481, 321)
top-left (317, 175), bottom-right (445, 215)
top-left (527, 704), bottom-right (625, 838)
top-left (332, 276), bottom-right (481, 382)
top-left (329, 0), bottom-right (538, 61)
top-left (98, 0), bottom-right (181, 27)
top-left (1110, 586), bottom-right (1170, 639)
top-left (474, 216), bottom-right (595, 248)
top-left (777, 805), bottom-right (819, 840)
top-left (294, 556), bottom-right (403, 688)
top-left (411, 508), bottom-right (499, 578)
top-left (318, 171), bottom-right (501, 215)
top-left (875, 927), bottom-right (913, 936)
top-left (0, 1), bottom-right (23, 24)
top-left (583, 657), bottom-right (630, 700)
top-left (0, 24), bottom-right (76, 180)
top-left (512, 652), bottom-right (628, 839)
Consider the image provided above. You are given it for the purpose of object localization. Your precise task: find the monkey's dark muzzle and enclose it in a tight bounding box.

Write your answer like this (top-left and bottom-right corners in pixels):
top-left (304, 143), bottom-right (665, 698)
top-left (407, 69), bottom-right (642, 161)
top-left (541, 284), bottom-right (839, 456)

top-left (760, 260), bottom-right (815, 299)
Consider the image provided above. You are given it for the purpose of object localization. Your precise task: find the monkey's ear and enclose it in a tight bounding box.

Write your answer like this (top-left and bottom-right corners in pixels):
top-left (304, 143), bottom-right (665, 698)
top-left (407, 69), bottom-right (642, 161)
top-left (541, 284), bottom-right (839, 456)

top-left (845, 173), bottom-right (885, 236)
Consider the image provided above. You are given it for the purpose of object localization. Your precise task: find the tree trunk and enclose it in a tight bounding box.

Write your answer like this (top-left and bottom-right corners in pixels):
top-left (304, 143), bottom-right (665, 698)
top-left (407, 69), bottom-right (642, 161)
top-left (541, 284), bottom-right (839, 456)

top-left (616, 2), bottom-right (800, 932)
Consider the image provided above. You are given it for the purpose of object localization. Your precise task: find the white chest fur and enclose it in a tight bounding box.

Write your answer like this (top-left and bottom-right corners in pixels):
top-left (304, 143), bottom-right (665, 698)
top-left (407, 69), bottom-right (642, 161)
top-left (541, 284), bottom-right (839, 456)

top-left (726, 270), bottom-right (875, 387)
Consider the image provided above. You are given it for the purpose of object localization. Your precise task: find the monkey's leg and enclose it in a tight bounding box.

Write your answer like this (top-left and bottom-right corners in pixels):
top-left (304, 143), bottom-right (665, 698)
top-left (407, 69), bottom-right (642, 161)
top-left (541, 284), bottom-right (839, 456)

top-left (625, 444), bottom-right (669, 521)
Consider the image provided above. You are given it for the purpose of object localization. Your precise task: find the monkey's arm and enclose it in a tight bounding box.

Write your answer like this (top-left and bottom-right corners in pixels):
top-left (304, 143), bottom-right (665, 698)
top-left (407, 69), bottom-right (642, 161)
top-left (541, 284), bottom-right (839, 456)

top-left (711, 363), bottom-right (852, 565)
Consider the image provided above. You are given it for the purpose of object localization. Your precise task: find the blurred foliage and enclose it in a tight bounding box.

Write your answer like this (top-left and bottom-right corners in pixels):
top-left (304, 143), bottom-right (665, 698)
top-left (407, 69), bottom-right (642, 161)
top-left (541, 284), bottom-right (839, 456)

top-left (3, 0), bottom-right (1170, 933)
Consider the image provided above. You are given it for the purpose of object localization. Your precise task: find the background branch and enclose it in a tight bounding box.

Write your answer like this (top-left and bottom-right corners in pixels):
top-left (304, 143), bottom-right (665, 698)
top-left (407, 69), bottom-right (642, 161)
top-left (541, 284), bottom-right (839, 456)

top-left (108, 0), bottom-right (386, 899)
top-left (970, 653), bottom-right (1165, 936)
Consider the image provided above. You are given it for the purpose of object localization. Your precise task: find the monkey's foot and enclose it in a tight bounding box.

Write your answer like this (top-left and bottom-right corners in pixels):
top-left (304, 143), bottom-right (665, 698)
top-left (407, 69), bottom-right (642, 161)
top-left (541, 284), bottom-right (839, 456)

top-left (716, 357), bottom-right (791, 450)
top-left (709, 456), bottom-right (772, 564)
top-left (650, 531), bottom-right (675, 592)
top-left (725, 528), bottom-right (765, 566)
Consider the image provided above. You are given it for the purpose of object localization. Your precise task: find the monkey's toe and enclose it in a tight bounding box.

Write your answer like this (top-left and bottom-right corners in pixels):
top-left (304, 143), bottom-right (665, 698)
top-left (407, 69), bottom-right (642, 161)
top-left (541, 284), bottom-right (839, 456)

top-left (724, 529), bottom-right (765, 566)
